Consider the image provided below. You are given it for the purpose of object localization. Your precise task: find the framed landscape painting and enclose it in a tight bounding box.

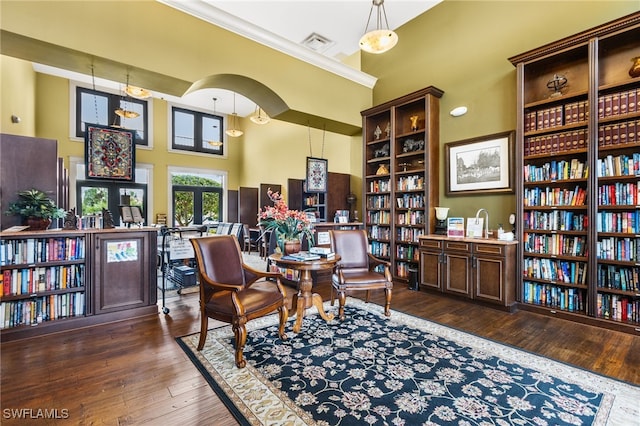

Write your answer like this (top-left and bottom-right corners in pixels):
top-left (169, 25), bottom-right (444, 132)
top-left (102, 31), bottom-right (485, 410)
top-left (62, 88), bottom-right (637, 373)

top-left (445, 131), bottom-right (514, 196)
top-left (85, 124), bottom-right (136, 181)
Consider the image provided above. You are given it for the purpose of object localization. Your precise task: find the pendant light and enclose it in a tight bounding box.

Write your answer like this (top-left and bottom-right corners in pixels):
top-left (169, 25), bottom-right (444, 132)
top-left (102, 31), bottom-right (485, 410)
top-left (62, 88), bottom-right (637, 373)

top-left (359, 0), bottom-right (398, 54)
top-left (225, 93), bottom-right (243, 138)
top-left (207, 97), bottom-right (223, 147)
top-left (250, 104), bottom-right (270, 125)
top-left (115, 74), bottom-right (140, 119)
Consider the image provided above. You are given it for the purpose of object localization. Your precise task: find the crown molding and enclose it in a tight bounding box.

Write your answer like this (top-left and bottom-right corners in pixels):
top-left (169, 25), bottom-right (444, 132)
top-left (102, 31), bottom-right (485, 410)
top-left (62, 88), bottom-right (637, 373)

top-left (158, 0), bottom-right (377, 89)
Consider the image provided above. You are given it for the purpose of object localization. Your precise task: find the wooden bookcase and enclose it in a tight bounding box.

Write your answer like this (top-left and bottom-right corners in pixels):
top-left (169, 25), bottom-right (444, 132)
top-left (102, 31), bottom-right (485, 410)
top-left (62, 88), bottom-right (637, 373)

top-left (509, 11), bottom-right (640, 334)
top-left (0, 228), bottom-right (158, 341)
top-left (288, 172), bottom-right (351, 223)
top-left (361, 86), bottom-right (443, 281)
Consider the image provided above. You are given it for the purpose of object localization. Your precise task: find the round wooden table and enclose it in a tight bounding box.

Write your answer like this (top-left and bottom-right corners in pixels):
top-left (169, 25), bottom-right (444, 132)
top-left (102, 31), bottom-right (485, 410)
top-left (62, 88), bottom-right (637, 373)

top-left (269, 253), bottom-right (341, 333)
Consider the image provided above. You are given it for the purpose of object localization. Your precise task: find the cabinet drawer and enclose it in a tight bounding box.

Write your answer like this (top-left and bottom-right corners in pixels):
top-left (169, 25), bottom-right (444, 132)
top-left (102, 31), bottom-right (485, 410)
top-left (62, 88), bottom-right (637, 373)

top-left (419, 238), bottom-right (442, 250)
top-left (474, 243), bottom-right (505, 256)
top-left (444, 240), bottom-right (472, 253)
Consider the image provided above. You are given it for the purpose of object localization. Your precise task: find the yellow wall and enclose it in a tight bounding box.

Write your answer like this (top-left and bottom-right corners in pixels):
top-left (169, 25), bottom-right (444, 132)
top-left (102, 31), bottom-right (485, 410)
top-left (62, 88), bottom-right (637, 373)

top-left (0, 56), bottom-right (36, 136)
top-left (363, 0), bottom-right (639, 228)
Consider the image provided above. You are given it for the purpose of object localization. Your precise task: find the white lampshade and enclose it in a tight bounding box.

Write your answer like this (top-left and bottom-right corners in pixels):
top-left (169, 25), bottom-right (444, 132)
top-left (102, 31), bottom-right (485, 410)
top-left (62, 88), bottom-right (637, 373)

top-left (435, 207), bottom-right (450, 221)
top-left (359, 29), bottom-right (398, 54)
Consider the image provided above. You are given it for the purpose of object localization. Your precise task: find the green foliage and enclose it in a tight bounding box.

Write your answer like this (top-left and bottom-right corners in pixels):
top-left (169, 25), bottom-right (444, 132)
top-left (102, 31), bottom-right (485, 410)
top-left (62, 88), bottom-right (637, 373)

top-left (171, 175), bottom-right (221, 226)
top-left (5, 189), bottom-right (65, 219)
top-left (81, 187), bottom-right (108, 215)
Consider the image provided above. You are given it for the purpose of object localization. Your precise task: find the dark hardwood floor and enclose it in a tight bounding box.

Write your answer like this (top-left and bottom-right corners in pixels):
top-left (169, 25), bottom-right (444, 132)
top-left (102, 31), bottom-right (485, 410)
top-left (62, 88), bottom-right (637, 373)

top-left (1, 279), bottom-right (639, 425)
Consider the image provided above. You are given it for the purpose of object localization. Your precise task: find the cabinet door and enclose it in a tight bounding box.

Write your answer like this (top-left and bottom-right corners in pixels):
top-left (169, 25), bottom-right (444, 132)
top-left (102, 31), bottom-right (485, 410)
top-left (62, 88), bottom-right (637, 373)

top-left (473, 255), bottom-right (505, 304)
top-left (443, 252), bottom-right (471, 297)
top-left (419, 250), bottom-right (441, 289)
top-left (92, 231), bottom-right (155, 314)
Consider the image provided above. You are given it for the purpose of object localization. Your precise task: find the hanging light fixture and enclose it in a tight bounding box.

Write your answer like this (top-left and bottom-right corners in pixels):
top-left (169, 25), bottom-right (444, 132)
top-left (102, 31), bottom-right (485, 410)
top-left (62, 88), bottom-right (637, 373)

top-left (250, 104), bottom-right (270, 125)
top-left (115, 73), bottom-right (140, 119)
top-left (124, 85), bottom-right (152, 100)
top-left (207, 97), bottom-right (223, 147)
top-left (225, 92), bottom-right (243, 137)
top-left (359, 0), bottom-right (398, 54)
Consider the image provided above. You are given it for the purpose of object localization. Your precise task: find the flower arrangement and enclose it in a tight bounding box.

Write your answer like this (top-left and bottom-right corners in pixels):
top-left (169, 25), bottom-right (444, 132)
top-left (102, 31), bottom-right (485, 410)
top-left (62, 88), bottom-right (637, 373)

top-left (258, 189), bottom-right (314, 253)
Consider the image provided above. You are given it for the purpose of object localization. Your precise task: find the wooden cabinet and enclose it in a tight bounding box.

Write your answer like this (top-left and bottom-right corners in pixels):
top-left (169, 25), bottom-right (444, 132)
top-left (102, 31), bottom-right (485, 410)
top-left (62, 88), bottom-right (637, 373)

top-left (509, 11), bottom-right (640, 333)
top-left (418, 235), bottom-right (517, 309)
top-left (288, 172), bottom-right (350, 223)
top-left (0, 228), bottom-right (158, 341)
top-left (361, 87), bottom-right (443, 281)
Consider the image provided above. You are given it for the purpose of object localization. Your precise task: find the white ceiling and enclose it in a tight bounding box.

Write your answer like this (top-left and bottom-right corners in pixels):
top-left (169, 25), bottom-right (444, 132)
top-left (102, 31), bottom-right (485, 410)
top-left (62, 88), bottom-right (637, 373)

top-left (34, 0), bottom-right (441, 117)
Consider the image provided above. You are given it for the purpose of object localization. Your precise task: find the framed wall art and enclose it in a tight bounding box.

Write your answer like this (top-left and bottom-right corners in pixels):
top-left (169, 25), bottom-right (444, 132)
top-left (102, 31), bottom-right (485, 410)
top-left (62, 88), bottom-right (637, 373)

top-left (445, 131), bottom-right (514, 196)
top-left (306, 157), bottom-right (328, 193)
top-left (85, 124), bottom-right (135, 181)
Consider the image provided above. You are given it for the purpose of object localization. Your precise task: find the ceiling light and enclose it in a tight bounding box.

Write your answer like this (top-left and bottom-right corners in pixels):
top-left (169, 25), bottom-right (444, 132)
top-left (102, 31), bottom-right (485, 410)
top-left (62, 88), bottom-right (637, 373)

top-left (359, 0), bottom-right (398, 54)
top-left (124, 85), bottom-right (152, 99)
top-left (115, 74), bottom-right (140, 120)
top-left (450, 106), bottom-right (468, 117)
top-left (250, 105), bottom-right (270, 125)
top-left (225, 92), bottom-right (243, 138)
top-left (207, 97), bottom-right (223, 147)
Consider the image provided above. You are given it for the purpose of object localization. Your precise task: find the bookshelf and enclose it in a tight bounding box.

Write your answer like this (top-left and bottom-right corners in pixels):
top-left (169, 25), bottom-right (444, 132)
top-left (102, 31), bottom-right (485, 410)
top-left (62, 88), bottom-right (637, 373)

top-left (361, 86), bottom-right (443, 281)
top-left (510, 11), bottom-right (640, 334)
top-left (0, 228), bottom-right (158, 340)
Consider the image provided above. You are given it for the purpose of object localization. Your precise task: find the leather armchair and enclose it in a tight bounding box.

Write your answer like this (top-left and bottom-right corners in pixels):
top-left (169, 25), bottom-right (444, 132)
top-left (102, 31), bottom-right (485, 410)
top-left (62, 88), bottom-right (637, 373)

top-left (329, 230), bottom-right (393, 320)
top-left (190, 235), bottom-right (288, 368)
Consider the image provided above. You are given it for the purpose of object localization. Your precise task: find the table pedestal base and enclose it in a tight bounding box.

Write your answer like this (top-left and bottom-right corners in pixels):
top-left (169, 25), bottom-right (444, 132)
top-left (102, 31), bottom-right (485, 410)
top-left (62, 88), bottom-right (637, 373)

top-left (290, 269), bottom-right (334, 333)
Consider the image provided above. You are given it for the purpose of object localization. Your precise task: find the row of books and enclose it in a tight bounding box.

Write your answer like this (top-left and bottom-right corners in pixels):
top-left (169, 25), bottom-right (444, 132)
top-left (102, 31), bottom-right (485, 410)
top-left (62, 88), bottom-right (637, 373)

top-left (366, 211), bottom-right (391, 225)
top-left (598, 120), bottom-right (640, 146)
top-left (1, 264), bottom-right (85, 297)
top-left (597, 237), bottom-right (640, 262)
top-left (598, 88), bottom-right (639, 119)
top-left (524, 100), bottom-right (589, 133)
top-left (522, 257), bottom-right (588, 284)
top-left (522, 233), bottom-right (586, 256)
top-left (369, 241), bottom-right (390, 258)
top-left (396, 211), bottom-right (424, 226)
top-left (596, 211), bottom-right (640, 233)
top-left (396, 244), bottom-right (419, 261)
top-left (368, 226), bottom-right (391, 240)
top-left (368, 179), bottom-right (391, 193)
top-left (396, 175), bottom-right (424, 191)
top-left (598, 182), bottom-right (640, 206)
top-left (597, 264), bottom-right (640, 292)
top-left (596, 153), bottom-right (640, 178)
top-left (269, 264), bottom-right (300, 281)
top-left (395, 261), bottom-right (412, 278)
top-left (523, 185), bottom-right (586, 207)
top-left (396, 227), bottom-right (423, 243)
top-left (395, 193), bottom-right (424, 209)
top-left (367, 195), bottom-right (391, 209)
top-left (523, 211), bottom-right (588, 232)
top-left (523, 158), bottom-right (587, 183)
top-left (596, 293), bottom-right (639, 323)
top-left (524, 129), bottom-right (588, 157)
top-left (522, 281), bottom-right (585, 312)
top-left (0, 237), bottom-right (85, 266)
top-left (0, 292), bottom-right (85, 329)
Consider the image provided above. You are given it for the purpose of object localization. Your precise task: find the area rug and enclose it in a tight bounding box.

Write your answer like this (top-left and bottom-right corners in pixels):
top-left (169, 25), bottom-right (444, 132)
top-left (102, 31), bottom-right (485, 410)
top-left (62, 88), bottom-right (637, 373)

top-left (176, 299), bottom-right (639, 425)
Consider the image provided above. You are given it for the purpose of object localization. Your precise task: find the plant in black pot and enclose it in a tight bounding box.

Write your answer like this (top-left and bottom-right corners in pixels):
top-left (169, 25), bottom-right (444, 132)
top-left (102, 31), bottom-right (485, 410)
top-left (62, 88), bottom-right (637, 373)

top-left (5, 189), bottom-right (65, 230)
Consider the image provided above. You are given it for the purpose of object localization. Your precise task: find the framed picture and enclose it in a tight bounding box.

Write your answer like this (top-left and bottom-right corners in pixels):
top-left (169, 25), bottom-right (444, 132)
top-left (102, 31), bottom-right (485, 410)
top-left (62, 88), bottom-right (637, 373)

top-left (306, 157), bottom-right (328, 193)
top-left (445, 131), bottom-right (514, 196)
top-left (85, 124), bottom-right (135, 181)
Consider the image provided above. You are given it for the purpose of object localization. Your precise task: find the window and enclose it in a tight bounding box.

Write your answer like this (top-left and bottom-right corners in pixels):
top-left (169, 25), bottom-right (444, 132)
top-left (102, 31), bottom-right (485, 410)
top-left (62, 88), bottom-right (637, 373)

top-left (171, 172), bottom-right (224, 226)
top-left (172, 106), bottom-right (224, 155)
top-left (76, 86), bottom-right (149, 146)
top-left (77, 181), bottom-right (148, 226)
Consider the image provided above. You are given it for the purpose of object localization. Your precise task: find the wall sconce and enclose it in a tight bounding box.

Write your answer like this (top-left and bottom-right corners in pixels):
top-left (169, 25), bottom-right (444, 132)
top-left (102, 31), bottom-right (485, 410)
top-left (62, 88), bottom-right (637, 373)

top-left (450, 106), bottom-right (468, 117)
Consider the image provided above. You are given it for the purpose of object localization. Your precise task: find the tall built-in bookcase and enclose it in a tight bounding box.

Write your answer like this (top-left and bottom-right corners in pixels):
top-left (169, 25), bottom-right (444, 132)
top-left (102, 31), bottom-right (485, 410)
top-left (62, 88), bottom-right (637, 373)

top-left (510, 11), bottom-right (640, 334)
top-left (361, 87), bottom-right (443, 280)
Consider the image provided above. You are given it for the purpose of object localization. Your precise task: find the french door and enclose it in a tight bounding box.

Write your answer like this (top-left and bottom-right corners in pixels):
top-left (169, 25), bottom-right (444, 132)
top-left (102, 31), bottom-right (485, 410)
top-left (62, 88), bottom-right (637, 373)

top-left (172, 185), bottom-right (222, 226)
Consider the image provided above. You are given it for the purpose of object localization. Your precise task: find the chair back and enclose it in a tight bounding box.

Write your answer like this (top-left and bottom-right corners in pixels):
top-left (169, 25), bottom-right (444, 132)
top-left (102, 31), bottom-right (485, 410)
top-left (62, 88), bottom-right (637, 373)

top-left (329, 230), bottom-right (369, 269)
top-left (191, 235), bottom-right (245, 286)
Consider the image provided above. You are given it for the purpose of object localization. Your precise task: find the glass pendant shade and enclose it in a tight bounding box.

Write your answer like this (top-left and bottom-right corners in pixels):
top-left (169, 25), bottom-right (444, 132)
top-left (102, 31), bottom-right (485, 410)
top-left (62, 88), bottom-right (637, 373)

top-left (114, 108), bottom-right (139, 119)
top-left (225, 93), bottom-right (243, 137)
top-left (250, 106), bottom-right (270, 125)
top-left (359, 0), bottom-right (398, 54)
top-left (124, 85), bottom-right (152, 99)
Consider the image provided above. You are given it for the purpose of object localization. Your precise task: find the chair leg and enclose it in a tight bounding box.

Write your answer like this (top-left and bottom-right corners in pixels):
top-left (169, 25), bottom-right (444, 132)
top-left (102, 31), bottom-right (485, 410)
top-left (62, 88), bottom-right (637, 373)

top-left (277, 305), bottom-right (289, 340)
top-left (365, 289), bottom-right (371, 303)
top-left (338, 291), bottom-right (347, 321)
top-left (232, 318), bottom-right (248, 368)
top-left (330, 284), bottom-right (335, 306)
top-left (384, 288), bottom-right (392, 317)
top-left (197, 315), bottom-right (208, 350)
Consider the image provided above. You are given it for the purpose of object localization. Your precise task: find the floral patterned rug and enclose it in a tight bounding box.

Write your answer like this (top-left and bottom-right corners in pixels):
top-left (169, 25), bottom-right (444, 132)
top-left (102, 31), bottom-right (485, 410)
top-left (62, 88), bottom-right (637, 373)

top-left (176, 299), bottom-right (639, 425)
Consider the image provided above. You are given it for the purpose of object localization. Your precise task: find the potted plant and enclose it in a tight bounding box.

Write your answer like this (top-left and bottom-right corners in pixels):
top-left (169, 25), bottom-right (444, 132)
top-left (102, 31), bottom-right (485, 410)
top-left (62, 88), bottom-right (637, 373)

top-left (258, 189), bottom-right (315, 254)
top-left (5, 188), bottom-right (65, 230)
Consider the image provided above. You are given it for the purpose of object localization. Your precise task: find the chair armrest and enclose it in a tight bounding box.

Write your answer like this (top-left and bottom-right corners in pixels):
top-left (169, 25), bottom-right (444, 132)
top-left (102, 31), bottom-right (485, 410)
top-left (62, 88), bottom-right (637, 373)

top-left (198, 273), bottom-right (244, 292)
top-left (367, 253), bottom-right (393, 281)
top-left (242, 263), bottom-right (283, 286)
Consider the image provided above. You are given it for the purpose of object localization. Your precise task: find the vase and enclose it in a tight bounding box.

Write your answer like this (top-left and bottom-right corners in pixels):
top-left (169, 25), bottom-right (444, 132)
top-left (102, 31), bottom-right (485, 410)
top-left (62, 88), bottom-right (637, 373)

top-left (630, 56), bottom-right (640, 78)
top-left (24, 217), bottom-right (51, 231)
top-left (283, 240), bottom-right (301, 255)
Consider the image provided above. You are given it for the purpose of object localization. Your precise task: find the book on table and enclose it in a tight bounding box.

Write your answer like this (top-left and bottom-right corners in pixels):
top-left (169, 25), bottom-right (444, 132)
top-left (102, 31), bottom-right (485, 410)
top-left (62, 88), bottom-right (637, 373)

top-left (281, 251), bottom-right (321, 261)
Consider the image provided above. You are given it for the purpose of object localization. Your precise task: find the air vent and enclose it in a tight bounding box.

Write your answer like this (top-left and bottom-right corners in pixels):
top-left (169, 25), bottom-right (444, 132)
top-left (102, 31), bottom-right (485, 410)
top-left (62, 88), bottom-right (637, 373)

top-left (301, 32), bottom-right (335, 53)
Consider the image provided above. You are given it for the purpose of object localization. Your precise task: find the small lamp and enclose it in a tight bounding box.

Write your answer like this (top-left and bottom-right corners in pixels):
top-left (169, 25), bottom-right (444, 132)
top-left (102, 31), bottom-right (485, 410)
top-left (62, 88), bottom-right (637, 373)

top-left (434, 207), bottom-right (449, 235)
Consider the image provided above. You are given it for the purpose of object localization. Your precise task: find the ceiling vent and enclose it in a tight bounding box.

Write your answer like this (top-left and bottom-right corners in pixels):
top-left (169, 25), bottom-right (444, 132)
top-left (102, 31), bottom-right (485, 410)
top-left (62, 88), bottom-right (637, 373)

top-left (301, 33), bottom-right (335, 53)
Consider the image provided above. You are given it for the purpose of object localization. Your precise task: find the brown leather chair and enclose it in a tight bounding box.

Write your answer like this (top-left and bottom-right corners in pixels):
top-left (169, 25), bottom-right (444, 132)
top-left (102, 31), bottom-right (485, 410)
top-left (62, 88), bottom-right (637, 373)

top-left (190, 235), bottom-right (288, 368)
top-left (329, 229), bottom-right (393, 320)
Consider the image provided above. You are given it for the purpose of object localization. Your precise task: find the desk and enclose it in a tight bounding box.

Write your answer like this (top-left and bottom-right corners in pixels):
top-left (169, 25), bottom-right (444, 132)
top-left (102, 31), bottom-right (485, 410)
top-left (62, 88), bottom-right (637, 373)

top-left (269, 253), bottom-right (340, 333)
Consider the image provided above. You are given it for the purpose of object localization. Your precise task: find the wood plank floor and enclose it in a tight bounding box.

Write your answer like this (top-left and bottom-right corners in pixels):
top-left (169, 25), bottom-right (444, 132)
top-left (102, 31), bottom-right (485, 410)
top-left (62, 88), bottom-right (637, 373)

top-left (1, 280), bottom-right (639, 425)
